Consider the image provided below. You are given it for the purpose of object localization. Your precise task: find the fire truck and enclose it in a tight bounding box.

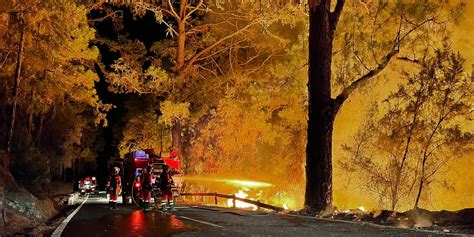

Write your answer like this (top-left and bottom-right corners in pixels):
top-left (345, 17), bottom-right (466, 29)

top-left (109, 149), bottom-right (182, 206)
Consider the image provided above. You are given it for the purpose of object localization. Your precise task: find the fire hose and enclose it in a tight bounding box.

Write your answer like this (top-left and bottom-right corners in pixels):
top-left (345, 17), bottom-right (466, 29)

top-left (130, 180), bottom-right (140, 207)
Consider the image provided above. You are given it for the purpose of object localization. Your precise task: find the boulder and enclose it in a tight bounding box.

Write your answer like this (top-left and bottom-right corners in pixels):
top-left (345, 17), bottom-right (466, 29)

top-left (0, 149), bottom-right (58, 235)
top-left (402, 208), bottom-right (433, 228)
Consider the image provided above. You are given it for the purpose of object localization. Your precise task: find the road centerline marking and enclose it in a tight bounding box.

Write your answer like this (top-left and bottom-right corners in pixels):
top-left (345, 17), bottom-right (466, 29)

top-left (51, 194), bottom-right (89, 237)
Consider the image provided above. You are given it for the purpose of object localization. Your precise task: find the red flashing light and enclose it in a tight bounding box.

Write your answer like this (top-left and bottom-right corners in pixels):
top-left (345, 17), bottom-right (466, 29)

top-left (135, 182), bottom-right (141, 188)
top-left (134, 158), bottom-right (138, 162)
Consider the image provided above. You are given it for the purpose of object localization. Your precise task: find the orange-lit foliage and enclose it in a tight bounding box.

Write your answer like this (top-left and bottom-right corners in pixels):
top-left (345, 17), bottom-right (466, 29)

top-left (96, 1), bottom-right (309, 207)
top-left (0, 0), bottom-right (103, 190)
top-left (340, 47), bottom-right (473, 211)
top-left (117, 0), bottom-right (308, 164)
top-left (188, 34), bottom-right (308, 208)
top-left (100, 1), bottom-right (473, 211)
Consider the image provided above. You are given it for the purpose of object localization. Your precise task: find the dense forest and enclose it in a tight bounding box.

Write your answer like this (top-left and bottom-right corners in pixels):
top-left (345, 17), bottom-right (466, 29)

top-left (1, 0), bottom-right (472, 213)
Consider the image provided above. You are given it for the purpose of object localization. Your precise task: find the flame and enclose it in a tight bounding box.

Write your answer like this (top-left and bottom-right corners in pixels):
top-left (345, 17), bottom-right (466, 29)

top-left (227, 190), bottom-right (258, 210)
top-left (358, 206), bottom-right (366, 212)
top-left (283, 203), bottom-right (289, 210)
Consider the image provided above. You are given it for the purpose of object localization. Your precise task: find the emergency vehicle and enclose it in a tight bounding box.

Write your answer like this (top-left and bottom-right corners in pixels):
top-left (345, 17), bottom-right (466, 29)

top-left (78, 176), bottom-right (97, 195)
top-left (109, 149), bottom-right (182, 206)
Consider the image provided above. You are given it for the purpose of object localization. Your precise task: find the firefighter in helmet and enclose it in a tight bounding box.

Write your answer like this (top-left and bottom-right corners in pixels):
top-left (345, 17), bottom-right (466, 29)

top-left (158, 164), bottom-right (176, 211)
top-left (106, 166), bottom-right (122, 210)
top-left (139, 164), bottom-right (153, 211)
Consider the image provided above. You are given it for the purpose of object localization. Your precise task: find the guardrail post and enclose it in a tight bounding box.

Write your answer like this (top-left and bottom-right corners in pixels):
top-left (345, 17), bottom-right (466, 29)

top-left (232, 194), bottom-right (236, 208)
top-left (214, 192), bottom-right (218, 205)
top-left (67, 192), bottom-right (79, 205)
top-left (68, 194), bottom-right (74, 205)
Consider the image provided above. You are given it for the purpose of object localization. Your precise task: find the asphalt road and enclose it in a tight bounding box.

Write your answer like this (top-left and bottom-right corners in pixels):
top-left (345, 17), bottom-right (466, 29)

top-left (56, 195), bottom-right (452, 237)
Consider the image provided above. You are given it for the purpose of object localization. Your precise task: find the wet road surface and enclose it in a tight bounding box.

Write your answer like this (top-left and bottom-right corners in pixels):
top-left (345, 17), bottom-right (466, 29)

top-left (58, 195), bottom-right (451, 237)
top-left (61, 204), bottom-right (200, 236)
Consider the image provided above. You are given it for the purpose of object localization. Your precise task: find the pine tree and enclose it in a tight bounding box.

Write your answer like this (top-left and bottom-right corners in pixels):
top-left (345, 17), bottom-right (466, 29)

top-left (0, 0), bottom-right (103, 188)
top-left (340, 46), bottom-right (473, 211)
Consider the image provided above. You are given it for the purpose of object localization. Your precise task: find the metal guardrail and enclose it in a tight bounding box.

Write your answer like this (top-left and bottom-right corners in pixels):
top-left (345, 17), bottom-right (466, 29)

top-left (180, 192), bottom-right (285, 212)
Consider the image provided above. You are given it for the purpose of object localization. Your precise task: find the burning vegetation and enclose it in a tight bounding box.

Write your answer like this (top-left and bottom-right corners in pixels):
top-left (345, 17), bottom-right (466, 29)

top-left (181, 175), bottom-right (298, 211)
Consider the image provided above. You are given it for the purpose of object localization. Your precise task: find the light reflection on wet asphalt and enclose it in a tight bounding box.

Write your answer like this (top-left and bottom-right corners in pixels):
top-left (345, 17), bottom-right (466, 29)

top-left (61, 203), bottom-right (202, 237)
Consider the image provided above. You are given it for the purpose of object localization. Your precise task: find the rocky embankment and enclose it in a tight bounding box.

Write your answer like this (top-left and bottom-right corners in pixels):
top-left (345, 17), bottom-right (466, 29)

top-left (0, 150), bottom-right (61, 235)
top-left (329, 207), bottom-right (474, 234)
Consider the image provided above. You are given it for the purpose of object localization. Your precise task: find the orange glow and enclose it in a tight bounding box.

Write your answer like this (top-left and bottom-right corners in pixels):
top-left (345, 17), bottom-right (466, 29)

top-left (227, 189), bottom-right (258, 210)
top-left (128, 210), bottom-right (145, 234)
top-left (168, 215), bottom-right (186, 229)
top-left (182, 175), bottom-right (273, 188)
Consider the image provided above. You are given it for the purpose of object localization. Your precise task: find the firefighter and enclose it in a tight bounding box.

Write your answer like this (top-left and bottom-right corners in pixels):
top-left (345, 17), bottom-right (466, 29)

top-left (167, 149), bottom-right (180, 175)
top-left (139, 165), bottom-right (153, 211)
top-left (159, 165), bottom-right (176, 211)
top-left (106, 167), bottom-right (122, 210)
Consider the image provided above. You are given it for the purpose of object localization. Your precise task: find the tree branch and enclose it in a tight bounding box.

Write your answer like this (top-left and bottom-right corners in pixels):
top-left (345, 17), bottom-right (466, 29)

top-left (167, 0), bottom-right (181, 20)
top-left (160, 7), bottom-right (180, 20)
top-left (334, 46), bottom-right (398, 106)
top-left (184, 0), bottom-right (204, 20)
top-left (243, 53), bottom-right (274, 76)
top-left (182, 19), bottom-right (260, 74)
top-left (333, 16), bottom-right (435, 107)
top-left (88, 10), bottom-right (123, 22)
top-left (0, 50), bottom-right (13, 69)
top-left (330, 0), bottom-right (345, 31)
top-left (399, 17), bottom-right (434, 42)
top-left (196, 65), bottom-right (218, 77)
top-left (396, 56), bottom-right (421, 65)
top-left (132, 3), bottom-right (179, 35)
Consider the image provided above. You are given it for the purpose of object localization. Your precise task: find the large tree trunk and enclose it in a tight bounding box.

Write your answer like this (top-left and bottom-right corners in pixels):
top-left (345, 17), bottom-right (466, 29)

top-left (176, 0), bottom-right (187, 75)
top-left (305, 108), bottom-right (336, 212)
top-left (7, 22), bottom-right (25, 152)
top-left (171, 1), bottom-right (188, 172)
top-left (305, 0), bottom-right (339, 213)
top-left (176, 19), bottom-right (186, 75)
top-left (1, 74), bottom-right (8, 149)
